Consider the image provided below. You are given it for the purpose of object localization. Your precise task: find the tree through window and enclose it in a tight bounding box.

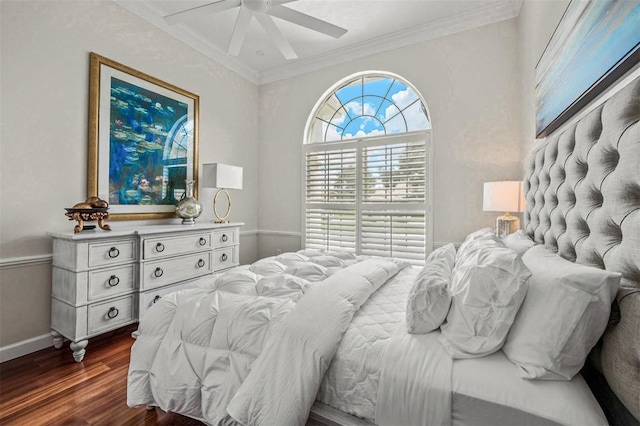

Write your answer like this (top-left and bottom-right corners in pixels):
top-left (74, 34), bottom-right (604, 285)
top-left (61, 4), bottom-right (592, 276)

top-left (304, 72), bottom-right (433, 265)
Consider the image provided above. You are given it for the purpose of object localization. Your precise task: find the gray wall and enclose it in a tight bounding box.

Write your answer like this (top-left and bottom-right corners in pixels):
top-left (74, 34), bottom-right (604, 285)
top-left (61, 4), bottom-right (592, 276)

top-left (257, 18), bottom-right (522, 258)
top-left (516, 0), bottom-right (570, 171)
top-left (0, 0), bottom-right (260, 351)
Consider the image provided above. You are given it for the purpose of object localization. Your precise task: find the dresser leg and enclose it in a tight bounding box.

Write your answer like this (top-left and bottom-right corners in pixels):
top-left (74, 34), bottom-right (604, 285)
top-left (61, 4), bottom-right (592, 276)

top-left (51, 330), bottom-right (64, 349)
top-left (70, 340), bottom-right (88, 362)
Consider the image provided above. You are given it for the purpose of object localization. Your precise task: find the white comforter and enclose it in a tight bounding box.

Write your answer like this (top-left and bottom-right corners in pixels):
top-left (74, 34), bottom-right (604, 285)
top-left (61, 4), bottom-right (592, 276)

top-left (128, 253), bottom-right (437, 425)
top-left (226, 258), bottom-right (406, 425)
top-left (316, 265), bottom-right (418, 421)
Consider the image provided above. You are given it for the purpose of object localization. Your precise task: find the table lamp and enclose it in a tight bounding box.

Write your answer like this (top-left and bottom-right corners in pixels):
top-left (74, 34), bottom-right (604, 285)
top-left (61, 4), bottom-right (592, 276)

top-left (201, 163), bottom-right (243, 223)
top-left (483, 180), bottom-right (525, 237)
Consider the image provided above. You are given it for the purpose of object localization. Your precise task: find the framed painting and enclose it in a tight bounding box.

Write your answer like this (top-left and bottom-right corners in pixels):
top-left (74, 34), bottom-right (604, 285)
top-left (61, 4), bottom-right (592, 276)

top-left (535, 0), bottom-right (640, 138)
top-left (88, 52), bottom-right (199, 220)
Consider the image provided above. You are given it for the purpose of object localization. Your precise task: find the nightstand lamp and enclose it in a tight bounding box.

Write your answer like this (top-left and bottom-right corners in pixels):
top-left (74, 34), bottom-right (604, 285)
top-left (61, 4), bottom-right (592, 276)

top-left (483, 180), bottom-right (525, 238)
top-left (202, 163), bottom-right (243, 223)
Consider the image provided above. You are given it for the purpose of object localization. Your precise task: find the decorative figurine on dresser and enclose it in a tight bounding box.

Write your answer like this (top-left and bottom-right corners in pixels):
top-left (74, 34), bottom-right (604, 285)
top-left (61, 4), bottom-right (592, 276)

top-left (64, 197), bottom-right (111, 233)
top-left (48, 222), bottom-right (242, 362)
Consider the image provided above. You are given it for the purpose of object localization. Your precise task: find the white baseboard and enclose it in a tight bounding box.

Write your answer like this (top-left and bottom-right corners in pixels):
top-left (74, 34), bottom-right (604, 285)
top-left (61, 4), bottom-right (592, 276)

top-left (0, 333), bottom-right (53, 363)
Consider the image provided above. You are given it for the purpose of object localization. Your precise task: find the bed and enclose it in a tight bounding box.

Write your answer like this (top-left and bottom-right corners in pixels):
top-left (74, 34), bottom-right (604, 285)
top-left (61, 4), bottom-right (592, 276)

top-left (127, 75), bottom-right (640, 425)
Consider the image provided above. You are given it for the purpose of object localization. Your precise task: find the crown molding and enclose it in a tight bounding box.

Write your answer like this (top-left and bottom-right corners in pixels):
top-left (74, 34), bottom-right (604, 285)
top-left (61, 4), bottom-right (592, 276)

top-left (113, 0), bottom-right (521, 86)
top-left (113, 0), bottom-right (260, 84)
top-left (258, 0), bottom-right (521, 84)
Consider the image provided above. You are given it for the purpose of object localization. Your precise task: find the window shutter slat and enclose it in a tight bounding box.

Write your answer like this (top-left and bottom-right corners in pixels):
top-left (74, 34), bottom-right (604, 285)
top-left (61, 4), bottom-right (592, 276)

top-left (305, 133), bottom-right (428, 266)
top-left (360, 211), bottom-right (426, 266)
top-left (305, 208), bottom-right (356, 253)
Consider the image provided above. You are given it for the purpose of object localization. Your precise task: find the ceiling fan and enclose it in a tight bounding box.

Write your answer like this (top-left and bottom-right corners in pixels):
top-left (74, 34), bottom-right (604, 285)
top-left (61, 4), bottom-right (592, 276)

top-left (164, 0), bottom-right (348, 60)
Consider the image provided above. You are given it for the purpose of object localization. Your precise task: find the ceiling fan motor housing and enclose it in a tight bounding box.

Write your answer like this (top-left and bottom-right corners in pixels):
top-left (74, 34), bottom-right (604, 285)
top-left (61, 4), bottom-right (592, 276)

top-left (244, 0), bottom-right (271, 13)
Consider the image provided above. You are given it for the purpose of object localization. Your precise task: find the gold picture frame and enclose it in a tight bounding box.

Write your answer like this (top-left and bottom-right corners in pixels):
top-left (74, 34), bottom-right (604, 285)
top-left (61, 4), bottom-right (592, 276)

top-left (88, 52), bottom-right (199, 220)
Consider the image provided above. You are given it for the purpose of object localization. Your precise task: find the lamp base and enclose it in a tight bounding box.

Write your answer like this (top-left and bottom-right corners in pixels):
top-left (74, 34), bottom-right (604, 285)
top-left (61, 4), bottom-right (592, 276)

top-left (496, 215), bottom-right (519, 238)
top-left (213, 189), bottom-right (232, 223)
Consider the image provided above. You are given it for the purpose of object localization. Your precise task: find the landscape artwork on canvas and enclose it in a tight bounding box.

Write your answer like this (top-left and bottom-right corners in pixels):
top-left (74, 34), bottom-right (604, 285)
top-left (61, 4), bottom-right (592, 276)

top-left (535, 0), bottom-right (640, 138)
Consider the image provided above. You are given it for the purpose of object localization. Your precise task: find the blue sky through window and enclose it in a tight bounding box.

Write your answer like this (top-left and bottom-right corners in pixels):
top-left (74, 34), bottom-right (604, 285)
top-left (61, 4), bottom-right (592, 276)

top-left (311, 75), bottom-right (430, 143)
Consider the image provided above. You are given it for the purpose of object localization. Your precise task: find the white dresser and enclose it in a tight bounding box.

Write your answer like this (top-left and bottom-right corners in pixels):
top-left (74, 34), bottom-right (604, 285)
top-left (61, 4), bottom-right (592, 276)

top-left (48, 222), bottom-right (241, 362)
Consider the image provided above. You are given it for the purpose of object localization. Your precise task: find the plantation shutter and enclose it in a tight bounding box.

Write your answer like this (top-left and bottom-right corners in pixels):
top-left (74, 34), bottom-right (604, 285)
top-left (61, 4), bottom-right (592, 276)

top-left (304, 132), bottom-right (430, 265)
top-left (360, 212), bottom-right (426, 265)
top-left (360, 139), bottom-right (427, 265)
top-left (305, 147), bottom-right (357, 252)
top-left (362, 141), bottom-right (426, 203)
top-left (305, 209), bottom-right (356, 252)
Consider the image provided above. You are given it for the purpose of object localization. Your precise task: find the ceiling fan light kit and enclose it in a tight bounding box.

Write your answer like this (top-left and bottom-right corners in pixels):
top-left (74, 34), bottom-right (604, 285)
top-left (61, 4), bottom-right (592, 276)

top-left (164, 0), bottom-right (347, 60)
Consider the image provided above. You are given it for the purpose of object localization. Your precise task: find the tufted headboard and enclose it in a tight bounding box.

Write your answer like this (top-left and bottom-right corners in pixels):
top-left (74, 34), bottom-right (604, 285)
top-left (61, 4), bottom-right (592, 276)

top-left (523, 75), bottom-right (640, 422)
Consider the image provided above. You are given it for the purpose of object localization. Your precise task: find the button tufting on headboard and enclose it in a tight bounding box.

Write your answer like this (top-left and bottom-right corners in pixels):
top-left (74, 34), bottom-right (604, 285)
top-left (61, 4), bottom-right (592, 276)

top-left (524, 75), bottom-right (640, 420)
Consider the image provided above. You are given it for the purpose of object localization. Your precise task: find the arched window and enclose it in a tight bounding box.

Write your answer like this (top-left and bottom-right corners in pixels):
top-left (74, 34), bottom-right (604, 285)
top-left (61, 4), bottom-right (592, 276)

top-left (303, 72), bottom-right (433, 265)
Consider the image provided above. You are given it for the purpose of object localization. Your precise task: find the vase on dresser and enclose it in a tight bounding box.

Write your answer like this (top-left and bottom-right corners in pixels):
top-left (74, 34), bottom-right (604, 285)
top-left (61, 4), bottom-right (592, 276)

top-left (175, 179), bottom-right (202, 224)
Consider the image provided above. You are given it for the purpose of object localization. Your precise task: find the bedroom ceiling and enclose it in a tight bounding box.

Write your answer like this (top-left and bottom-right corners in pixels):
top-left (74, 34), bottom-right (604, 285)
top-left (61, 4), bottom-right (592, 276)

top-left (115, 0), bottom-right (521, 85)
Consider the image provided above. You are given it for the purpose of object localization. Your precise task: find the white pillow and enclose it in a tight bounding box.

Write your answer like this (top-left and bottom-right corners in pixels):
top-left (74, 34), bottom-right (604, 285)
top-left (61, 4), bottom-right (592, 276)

top-left (406, 244), bottom-right (456, 334)
top-left (426, 243), bottom-right (457, 265)
top-left (440, 236), bottom-right (531, 358)
top-left (503, 230), bottom-right (536, 256)
top-left (455, 227), bottom-right (496, 259)
top-left (502, 245), bottom-right (621, 380)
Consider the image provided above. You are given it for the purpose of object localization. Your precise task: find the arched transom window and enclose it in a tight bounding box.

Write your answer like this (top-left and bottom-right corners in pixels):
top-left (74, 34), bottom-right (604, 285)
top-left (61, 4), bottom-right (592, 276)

top-left (308, 74), bottom-right (431, 143)
top-left (304, 72), bottom-right (433, 265)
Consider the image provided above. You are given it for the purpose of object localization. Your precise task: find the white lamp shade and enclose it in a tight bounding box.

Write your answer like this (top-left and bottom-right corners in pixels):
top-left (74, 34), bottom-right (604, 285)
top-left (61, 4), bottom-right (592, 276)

top-left (201, 163), bottom-right (243, 190)
top-left (483, 181), bottom-right (525, 213)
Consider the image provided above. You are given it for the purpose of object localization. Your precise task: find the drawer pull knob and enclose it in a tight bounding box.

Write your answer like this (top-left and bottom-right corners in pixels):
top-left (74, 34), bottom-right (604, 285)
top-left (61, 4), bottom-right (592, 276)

top-left (108, 275), bottom-right (120, 287)
top-left (153, 295), bottom-right (161, 304)
top-left (107, 307), bottom-right (119, 319)
top-left (199, 237), bottom-right (207, 246)
top-left (221, 253), bottom-right (228, 262)
top-left (221, 234), bottom-right (228, 242)
top-left (108, 247), bottom-right (120, 258)
top-left (154, 267), bottom-right (164, 278)
top-left (155, 242), bottom-right (165, 252)
top-left (197, 259), bottom-right (205, 268)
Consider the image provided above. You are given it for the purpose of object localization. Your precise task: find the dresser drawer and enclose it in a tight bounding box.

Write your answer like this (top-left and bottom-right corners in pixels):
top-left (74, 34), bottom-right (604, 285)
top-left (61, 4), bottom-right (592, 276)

top-left (141, 252), bottom-right (212, 290)
top-left (142, 232), bottom-right (212, 260)
top-left (138, 278), bottom-right (208, 318)
top-left (88, 240), bottom-right (136, 268)
top-left (88, 264), bottom-right (135, 301)
top-left (214, 228), bottom-right (238, 247)
top-left (87, 294), bottom-right (136, 335)
top-left (213, 246), bottom-right (237, 271)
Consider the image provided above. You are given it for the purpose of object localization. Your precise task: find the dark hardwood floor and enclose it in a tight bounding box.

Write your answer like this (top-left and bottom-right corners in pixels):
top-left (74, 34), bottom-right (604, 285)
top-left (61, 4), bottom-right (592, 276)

top-left (0, 324), bottom-right (204, 425)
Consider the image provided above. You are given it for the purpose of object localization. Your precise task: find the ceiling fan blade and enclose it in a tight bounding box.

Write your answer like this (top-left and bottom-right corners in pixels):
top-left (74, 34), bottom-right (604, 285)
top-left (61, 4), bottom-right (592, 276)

top-left (254, 13), bottom-right (297, 60)
top-left (228, 7), bottom-right (252, 56)
top-left (164, 0), bottom-right (241, 25)
top-left (268, 4), bottom-right (347, 39)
